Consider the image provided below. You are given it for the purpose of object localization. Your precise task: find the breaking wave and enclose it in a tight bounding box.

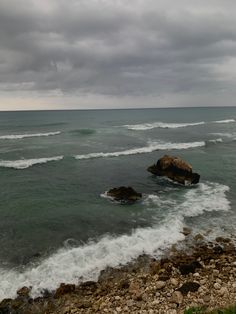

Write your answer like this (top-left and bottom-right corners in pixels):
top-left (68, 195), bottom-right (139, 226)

top-left (122, 118), bottom-right (235, 131)
top-left (0, 131), bottom-right (61, 140)
top-left (123, 121), bottom-right (205, 130)
top-left (74, 141), bottom-right (205, 160)
top-left (208, 138), bottom-right (223, 144)
top-left (0, 181), bottom-right (230, 300)
top-left (213, 119), bottom-right (235, 124)
top-left (0, 156), bottom-right (64, 169)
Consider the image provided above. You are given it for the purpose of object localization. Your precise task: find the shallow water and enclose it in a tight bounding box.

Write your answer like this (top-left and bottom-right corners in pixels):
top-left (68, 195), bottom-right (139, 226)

top-left (0, 107), bottom-right (235, 299)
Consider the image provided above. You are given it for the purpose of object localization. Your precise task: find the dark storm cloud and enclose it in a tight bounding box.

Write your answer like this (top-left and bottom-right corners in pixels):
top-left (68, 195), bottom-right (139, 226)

top-left (0, 0), bottom-right (236, 107)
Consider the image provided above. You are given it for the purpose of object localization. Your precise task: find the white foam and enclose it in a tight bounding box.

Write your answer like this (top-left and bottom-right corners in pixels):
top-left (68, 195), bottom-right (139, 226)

top-left (179, 182), bottom-right (230, 217)
top-left (0, 218), bottom-right (185, 300)
top-left (208, 138), bottom-right (223, 143)
top-left (123, 121), bottom-right (205, 130)
top-left (0, 131), bottom-right (61, 140)
top-left (0, 156), bottom-right (64, 169)
top-left (213, 119), bottom-right (235, 124)
top-left (210, 132), bottom-right (236, 139)
top-left (0, 181), bottom-right (230, 300)
top-left (74, 141), bottom-right (205, 160)
top-left (122, 119), bottom-right (235, 131)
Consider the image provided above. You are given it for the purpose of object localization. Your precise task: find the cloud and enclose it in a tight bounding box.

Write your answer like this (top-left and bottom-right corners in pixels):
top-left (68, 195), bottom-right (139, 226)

top-left (0, 0), bottom-right (236, 109)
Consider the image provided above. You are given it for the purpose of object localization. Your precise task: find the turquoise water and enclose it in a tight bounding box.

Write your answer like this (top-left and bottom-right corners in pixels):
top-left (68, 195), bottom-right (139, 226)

top-left (0, 107), bottom-right (235, 299)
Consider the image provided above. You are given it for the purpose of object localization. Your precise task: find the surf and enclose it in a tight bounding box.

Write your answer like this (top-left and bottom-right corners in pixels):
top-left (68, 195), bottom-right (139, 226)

top-left (0, 181), bottom-right (230, 300)
top-left (0, 131), bottom-right (61, 140)
top-left (0, 156), bottom-right (64, 169)
top-left (74, 141), bottom-right (205, 160)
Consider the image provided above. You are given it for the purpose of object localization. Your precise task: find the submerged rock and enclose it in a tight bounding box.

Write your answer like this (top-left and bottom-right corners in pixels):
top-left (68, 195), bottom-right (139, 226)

top-left (147, 155), bottom-right (200, 185)
top-left (106, 186), bottom-right (142, 203)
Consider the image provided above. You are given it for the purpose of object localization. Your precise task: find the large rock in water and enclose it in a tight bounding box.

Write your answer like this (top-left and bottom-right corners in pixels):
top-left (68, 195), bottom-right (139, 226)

top-left (107, 186), bottom-right (142, 203)
top-left (147, 155), bottom-right (200, 185)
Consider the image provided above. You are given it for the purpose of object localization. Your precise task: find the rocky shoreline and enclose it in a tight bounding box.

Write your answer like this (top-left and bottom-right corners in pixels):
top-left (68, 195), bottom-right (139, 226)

top-left (0, 232), bottom-right (235, 314)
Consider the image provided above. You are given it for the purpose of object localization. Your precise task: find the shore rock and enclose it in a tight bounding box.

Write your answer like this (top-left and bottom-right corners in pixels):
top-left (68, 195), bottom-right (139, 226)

top-left (178, 282), bottom-right (200, 295)
top-left (106, 186), bottom-right (142, 203)
top-left (147, 155), bottom-right (200, 185)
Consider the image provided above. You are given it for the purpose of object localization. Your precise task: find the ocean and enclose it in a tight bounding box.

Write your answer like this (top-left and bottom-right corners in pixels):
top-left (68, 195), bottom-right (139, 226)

top-left (0, 107), bottom-right (235, 299)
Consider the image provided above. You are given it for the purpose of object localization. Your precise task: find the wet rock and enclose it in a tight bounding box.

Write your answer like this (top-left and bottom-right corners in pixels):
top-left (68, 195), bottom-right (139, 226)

top-left (0, 299), bottom-right (12, 314)
top-left (179, 261), bottom-right (201, 275)
top-left (194, 234), bottom-right (204, 242)
top-left (182, 227), bottom-right (192, 236)
top-left (106, 186), bottom-right (142, 203)
top-left (147, 155), bottom-right (200, 185)
top-left (177, 282), bottom-right (200, 295)
top-left (54, 283), bottom-right (75, 298)
top-left (17, 286), bottom-right (31, 298)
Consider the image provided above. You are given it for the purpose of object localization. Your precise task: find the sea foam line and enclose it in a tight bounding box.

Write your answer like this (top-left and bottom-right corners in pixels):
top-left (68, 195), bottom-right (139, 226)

top-left (74, 141), bottom-right (205, 160)
top-left (0, 181), bottom-right (230, 300)
top-left (0, 156), bottom-right (64, 169)
top-left (0, 131), bottom-right (61, 140)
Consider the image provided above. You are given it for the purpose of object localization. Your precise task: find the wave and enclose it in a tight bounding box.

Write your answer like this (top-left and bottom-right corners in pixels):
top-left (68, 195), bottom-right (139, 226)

top-left (123, 121), bottom-right (205, 130)
top-left (122, 118), bottom-right (235, 131)
top-left (0, 181), bottom-right (230, 300)
top-left (0, 156), bottom-right (64, 169)
top-left (69, 129), bottom-right (96, 135)
top-left (208, 138), bottom-right (223, 144)
top-left (213, 119), bottom-right (235, 124)
top-left (74, 141), bottom-right (205, 160)
top-left (0, 131), bottom-right (61, 140)
top-left (210, 132), bottom-right (236, 139)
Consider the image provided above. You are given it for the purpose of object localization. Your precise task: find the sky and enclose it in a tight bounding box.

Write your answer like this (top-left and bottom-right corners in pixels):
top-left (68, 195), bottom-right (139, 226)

top-left (0, 0), bottom-right (236, 110)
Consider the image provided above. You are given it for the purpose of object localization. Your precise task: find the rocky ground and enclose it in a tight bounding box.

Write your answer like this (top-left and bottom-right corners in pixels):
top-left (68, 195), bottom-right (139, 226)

top-left (0, 232), bottom-right (235, 314)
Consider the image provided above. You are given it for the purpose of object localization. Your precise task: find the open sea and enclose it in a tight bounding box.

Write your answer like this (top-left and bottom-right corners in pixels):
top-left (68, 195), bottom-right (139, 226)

top-left (0, 107), bottom-right (236, 299)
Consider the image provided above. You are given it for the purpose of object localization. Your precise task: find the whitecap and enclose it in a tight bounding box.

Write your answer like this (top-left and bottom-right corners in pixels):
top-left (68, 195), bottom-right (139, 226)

top-left (0, 131), bottom-right (61, 140)
top-left (213, 119), bottom-right (235, 124)
top-left (208, 138), bottom-right (223, 143)
top-left (74, 141), bottom-right (205, 160)
top-left (123, 121), bottom-right (205, 130)
top-left (0, 156), bottom-right (64, 169)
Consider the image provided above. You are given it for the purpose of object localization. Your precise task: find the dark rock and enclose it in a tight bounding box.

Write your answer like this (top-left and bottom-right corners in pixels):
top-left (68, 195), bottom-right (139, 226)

top-left (79, 281), bottom-right (98, 295)
top-left (147, 155), bottom-right (200, 185)
top-left (177, 282), bottom-right (200, 295)
top-left (182, 227), bottom-right (192, 236)
top-left (54, 283), bottom-right (75, 298)
top-left (106, 186), bottom-right (142, 203)
top-left (118, 279), bottom-right (130, 290)
top-left (179, 261), bottom-right (202, 275)
top-left (0, 299), bottom-right (12, 314)
top-left (17, 286), bottom-right (31, 298)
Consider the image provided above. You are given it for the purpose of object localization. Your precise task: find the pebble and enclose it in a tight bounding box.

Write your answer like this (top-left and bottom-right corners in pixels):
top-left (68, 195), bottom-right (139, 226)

top-left (214, 283), bottom-right (221, 290)
top-left (203, 294), bottom-right (211, 303)
top-left (193, 272), bottom-right (200, 277)
top-left (156, 281), bottom-right (166, 290)
top-left (170, 278), bottom-right (178, 287)
top-left (218, 287), bottom-right (228, 296)
top-left (171, 291), bottom-right (183, 305)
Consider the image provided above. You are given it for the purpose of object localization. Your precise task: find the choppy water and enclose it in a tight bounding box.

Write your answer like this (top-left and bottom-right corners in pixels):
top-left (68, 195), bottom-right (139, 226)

top-left (0, 107), bottom-right (236, 299)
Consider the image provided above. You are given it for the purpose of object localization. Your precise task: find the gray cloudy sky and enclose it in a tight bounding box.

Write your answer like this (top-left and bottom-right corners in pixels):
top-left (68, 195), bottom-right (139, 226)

top-left (0, 0), bottom-right (236, 110)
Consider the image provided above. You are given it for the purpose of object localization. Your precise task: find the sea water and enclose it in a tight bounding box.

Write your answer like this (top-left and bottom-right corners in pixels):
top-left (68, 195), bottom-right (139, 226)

top-left (0, 107), bottom-right (235, 299)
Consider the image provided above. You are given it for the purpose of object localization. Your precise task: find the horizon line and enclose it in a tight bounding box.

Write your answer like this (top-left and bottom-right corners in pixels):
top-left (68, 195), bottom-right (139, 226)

top-left (0, 105), bottom-right (235, 112)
